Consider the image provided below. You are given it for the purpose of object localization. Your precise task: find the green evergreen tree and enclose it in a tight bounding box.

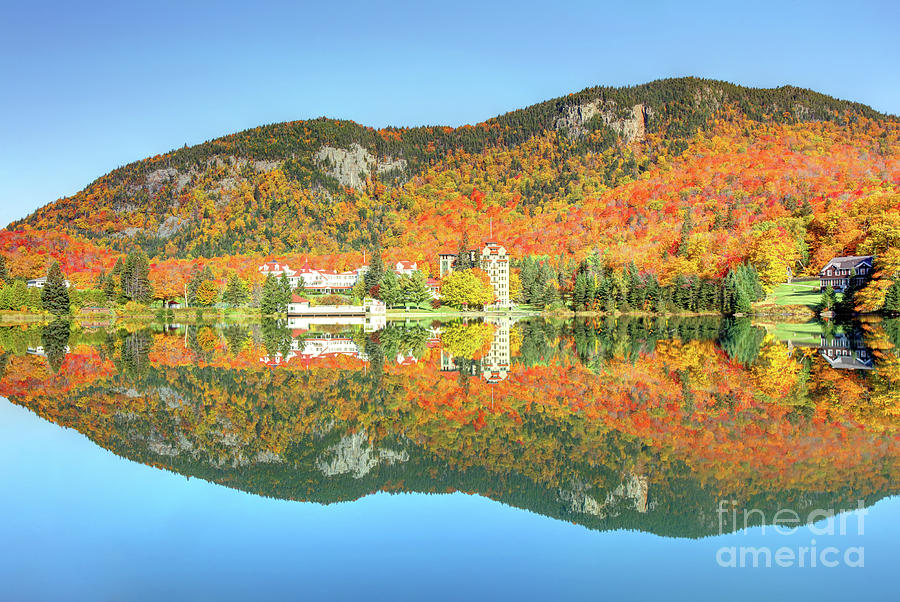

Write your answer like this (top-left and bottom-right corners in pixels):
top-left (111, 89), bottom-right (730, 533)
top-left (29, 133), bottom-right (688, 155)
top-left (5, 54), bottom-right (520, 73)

top-left (820, 285), bottom-right (837, 311)
top-left (0, 254), bottom-right (8, 284)
top-left (11, 280), bottom-right (29, 311)
top-left (0, 285), bottom-right (11, 310)
top-left (222, 274), bottom-right (250, 307)
top-left (364, 245), bottom-right (384, 291)
top-left (121, 249), bottom-right (152, 303)
top-left (278, 275), bottom-right (292, 309)
top-left (260, 275), bottom-right (282, 315)
top-left (41, 261), bottom-right (70, 315)
top-left (399, 272), bottom-right (431, 309)
top-left (104, 258), bottom-right (123, 303)
top-left (379, 269), bottom-right (401, 307)
top-left (455, 231), bottom-right (474, 271)
top-left (41, 319), bottom-right (71, 373)
top-left (884, 281), bottom-right (900, 313)
top-left (573, 272), bottom-right (588, 309)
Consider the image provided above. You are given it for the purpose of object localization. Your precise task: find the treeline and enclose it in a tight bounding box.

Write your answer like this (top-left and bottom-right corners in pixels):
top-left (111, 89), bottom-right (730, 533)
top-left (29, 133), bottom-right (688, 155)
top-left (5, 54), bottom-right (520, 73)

top-left (518, 253), bottom-right (765, 315)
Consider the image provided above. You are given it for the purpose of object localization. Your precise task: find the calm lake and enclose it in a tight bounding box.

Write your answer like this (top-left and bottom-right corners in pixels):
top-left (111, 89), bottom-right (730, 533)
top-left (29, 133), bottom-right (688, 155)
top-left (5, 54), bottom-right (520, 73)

top-left (1, 316), bottom-right (898, 601)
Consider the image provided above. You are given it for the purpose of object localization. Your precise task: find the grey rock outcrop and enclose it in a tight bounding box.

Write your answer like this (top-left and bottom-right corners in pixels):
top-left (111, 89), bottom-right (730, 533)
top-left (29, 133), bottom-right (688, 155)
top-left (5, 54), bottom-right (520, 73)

top-left (558, 472), bottom-right (649, 518)
top-left (156, 215), bottom-right (185, 239)
top-left (316, 431), bottom-right (409, 479)
top-left (315, 143), bottom-right (407, 189)
top-left (555, 100), bottom-right (651, 143)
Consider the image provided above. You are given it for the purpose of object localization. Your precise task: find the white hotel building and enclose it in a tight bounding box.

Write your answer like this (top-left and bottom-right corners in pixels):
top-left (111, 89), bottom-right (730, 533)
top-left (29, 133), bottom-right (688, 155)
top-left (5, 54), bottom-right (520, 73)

top-left (258, 260), bottom-right (366, 294)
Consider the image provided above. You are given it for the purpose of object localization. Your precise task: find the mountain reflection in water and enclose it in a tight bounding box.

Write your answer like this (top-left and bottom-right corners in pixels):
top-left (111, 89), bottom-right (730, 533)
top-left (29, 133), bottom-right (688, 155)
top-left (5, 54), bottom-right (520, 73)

top-left (2, 316), bottom-right (897, 538)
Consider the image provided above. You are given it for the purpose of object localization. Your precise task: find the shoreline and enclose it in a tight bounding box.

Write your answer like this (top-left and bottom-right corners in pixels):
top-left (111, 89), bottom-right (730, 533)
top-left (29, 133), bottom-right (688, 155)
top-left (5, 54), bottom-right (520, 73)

top-left (1, 306), bottom-right (892, 324)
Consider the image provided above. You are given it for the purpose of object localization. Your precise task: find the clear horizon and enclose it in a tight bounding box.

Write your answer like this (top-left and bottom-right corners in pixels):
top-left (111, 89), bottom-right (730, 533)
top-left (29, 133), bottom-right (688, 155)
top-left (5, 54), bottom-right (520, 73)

top-left (2, 0), bottom-right (898, 228)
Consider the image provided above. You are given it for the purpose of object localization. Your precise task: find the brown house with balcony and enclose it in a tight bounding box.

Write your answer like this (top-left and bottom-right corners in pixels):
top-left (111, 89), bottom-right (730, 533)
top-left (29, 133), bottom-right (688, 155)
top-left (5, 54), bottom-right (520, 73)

top-left (819, 255), bottom-right (873, 292)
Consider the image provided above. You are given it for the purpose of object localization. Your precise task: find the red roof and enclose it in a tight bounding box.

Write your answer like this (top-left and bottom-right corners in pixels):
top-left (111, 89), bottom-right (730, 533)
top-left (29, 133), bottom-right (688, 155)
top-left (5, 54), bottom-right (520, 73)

top-left (291, 295), bottom-right (309, 303)
top-left (397, 261), bottom-right (416, 269)
top-left (426, 278), bottom-right (441, 287)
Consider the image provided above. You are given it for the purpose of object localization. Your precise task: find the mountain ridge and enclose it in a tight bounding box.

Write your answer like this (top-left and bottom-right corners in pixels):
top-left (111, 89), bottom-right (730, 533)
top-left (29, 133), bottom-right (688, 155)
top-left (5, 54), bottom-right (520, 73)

top-left (8, 76), bottom-right (900, 286)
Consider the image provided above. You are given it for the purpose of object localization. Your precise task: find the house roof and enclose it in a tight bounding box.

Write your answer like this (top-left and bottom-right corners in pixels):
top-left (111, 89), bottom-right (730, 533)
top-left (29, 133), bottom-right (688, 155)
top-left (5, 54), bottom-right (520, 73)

top-left (260, 261), bottom-right (293, 273)
top-left (820, 352), bottom-right (874, 370)
top-left (820, 255), bottom-right (873, 273)
top-left (291, 295), bottom-right (309, 303)
top-left (425, 278), bottom-right (441, 286)
top-left (396, 261), bottom-right (417, 269)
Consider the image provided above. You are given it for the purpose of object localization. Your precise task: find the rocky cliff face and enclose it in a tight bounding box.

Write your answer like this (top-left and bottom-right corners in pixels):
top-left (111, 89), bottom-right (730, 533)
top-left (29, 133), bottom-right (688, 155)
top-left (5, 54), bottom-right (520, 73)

top-left (558, 472), bottom-right (650, 518)
top-left (315, 431), bottom-right (409, 478)
top-left (315, 143), bottom-right (407, 189)
top-left (554, 100), bottom-right (651, 143)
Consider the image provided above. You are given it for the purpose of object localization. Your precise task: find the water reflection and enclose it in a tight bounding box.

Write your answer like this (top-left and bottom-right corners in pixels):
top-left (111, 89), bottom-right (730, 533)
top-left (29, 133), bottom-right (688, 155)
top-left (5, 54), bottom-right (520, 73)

top-left (1, 316), bottom-right (897, 538)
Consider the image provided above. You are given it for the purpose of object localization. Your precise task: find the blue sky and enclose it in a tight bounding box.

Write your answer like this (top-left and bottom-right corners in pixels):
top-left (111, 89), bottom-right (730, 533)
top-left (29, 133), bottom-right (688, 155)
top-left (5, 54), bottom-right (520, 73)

top-left (1, 0), bottom-right (898, 228)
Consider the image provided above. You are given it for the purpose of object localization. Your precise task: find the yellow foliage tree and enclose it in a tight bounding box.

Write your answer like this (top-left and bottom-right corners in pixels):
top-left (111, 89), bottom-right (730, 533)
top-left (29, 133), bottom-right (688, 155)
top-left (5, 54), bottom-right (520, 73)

top-left (440, 269), bottom-right (494, 308)
top-left (195, 280), bottom-right (220, 307)
top-left (748, 228), bottom-right (800, 290)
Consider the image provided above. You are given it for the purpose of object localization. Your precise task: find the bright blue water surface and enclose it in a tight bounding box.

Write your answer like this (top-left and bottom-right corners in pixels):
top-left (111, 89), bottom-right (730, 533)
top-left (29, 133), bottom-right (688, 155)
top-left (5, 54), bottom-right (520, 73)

top-left (1, 399), bottom-right (897, 602)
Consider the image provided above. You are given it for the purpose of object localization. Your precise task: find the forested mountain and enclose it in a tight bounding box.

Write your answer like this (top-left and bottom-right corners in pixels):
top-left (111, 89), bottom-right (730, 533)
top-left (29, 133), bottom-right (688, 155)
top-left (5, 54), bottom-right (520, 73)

top-left (9, 77), bottom-right (900, 283)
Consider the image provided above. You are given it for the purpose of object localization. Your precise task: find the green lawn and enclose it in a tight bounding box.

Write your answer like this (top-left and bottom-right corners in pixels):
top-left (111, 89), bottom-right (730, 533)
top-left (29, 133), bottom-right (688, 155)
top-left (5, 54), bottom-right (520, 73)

top-left (770, 321), bottom-right (824, 345)
top-left (770, 282), bottom-right (831, 307)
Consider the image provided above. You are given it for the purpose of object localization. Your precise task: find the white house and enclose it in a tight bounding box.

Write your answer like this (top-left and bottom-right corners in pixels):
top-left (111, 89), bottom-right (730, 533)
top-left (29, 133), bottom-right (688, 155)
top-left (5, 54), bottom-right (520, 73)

top-left (287, 295), bottom-right (310, 314)
top-left (394, 261), bottom-right (418, 276)
top-left (26, 277), bottom-right (71, 288)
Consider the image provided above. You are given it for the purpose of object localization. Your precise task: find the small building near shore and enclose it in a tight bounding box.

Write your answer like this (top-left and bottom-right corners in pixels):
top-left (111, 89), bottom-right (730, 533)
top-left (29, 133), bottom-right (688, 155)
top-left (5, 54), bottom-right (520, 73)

top-left (287, 295), bottom-right (310, 314)
top-left (819, 256), bottom-right (873, 292)
top-left (26, 277), bottom-right (71, 288)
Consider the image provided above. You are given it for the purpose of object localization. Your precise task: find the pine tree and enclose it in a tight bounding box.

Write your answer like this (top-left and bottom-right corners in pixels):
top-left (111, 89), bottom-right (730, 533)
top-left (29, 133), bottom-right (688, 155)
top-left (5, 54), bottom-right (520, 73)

top-left (222, 274), bottom-right (250, 307)
top-left (293, 275), bottom-right (307, 297)
top-left (121, 249), bottom-right (152, 303)
top-left (260, 275), bottom-right (281, 315)
top-left (105, 258), bottom-right (123, 303)
top-left (455, 231), bottom-right (474, 271)
top-left (884, 281), bottom-right (900, 313)
top-left (573, 273), bottom-right (587, 309)
top-left (364, 245), bottom-right (384, 290)
top-left (0, 254), bottom-right (8, 284)
top-left (584, 273), bottom-right (596, 309)
top-left (379, 269), bottom-right (401, 307)
top-left (520, 258), bottom-right (537, 304)
top-left (41, 261), bottom-right (70, 315)
top-left (41, 319), bottom-right (71, 373)
top-left (279, 275), bottom-right (292, 308)
top-left (399, 272), bottom-right (431, 309)
top-left (820, 285), bottom-right (837, 311)
top-left (11, 280), bottom-right (28, 311)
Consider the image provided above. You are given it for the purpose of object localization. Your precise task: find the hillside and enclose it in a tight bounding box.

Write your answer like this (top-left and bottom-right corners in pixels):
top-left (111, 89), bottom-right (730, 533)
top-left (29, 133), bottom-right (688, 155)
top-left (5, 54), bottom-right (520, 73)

top-left (9, 77), bottom-right (900, 283)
